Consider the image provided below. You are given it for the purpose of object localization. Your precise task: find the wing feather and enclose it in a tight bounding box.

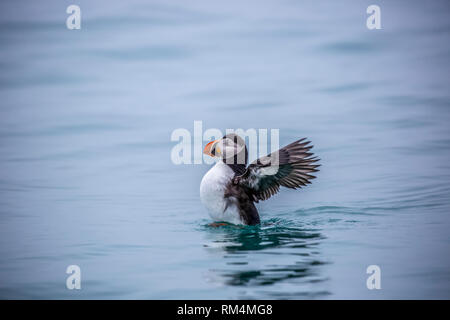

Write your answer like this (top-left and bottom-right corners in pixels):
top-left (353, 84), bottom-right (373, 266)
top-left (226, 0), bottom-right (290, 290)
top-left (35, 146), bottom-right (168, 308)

top-left (234, 138), bottom-right (320, 202)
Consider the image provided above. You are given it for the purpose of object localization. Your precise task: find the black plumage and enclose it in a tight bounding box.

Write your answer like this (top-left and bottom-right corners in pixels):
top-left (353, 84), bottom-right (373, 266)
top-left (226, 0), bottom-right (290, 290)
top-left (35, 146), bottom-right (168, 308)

top-left (222, 134), bottom-right (320, 225)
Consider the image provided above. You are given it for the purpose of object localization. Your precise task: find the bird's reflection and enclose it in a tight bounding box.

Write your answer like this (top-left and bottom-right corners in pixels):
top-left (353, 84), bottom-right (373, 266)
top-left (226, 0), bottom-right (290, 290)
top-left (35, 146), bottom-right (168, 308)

top-left (202, 219), bottom-right (330, 297)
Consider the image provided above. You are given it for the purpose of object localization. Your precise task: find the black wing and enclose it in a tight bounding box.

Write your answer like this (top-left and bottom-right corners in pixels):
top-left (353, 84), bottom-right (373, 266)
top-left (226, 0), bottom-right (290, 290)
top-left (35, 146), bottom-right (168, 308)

top-left (233, 138), bottom-right (319, 202)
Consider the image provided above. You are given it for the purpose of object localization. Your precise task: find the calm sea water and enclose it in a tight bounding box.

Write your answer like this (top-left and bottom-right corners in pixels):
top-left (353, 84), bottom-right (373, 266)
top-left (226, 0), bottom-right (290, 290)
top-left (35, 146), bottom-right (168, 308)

top-left (0, 0), bottom-right (449, 299)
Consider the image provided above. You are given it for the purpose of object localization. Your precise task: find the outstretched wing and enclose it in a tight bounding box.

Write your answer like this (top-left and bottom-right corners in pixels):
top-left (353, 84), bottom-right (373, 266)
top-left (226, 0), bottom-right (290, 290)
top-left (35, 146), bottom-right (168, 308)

top-left (234, 138), bottom-right (319, 202)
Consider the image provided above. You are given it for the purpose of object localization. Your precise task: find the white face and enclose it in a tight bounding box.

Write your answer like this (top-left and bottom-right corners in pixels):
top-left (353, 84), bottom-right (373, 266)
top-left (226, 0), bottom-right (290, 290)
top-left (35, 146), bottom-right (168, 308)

top-left (215, 137), bottom-right (246, 164)
top-left (203, 136), bottom-right (246, 164)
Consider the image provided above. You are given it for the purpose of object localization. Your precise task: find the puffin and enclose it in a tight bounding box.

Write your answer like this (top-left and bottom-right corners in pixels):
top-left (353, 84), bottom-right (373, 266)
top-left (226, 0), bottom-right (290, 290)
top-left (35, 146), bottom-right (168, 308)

top-left (200, 134), bottom-right (319, 225)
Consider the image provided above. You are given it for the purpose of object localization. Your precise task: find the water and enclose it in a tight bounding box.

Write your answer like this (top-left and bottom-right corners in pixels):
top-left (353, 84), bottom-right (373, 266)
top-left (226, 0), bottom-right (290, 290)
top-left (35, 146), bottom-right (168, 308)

top-left (0, 0), bottom-right (449, 299)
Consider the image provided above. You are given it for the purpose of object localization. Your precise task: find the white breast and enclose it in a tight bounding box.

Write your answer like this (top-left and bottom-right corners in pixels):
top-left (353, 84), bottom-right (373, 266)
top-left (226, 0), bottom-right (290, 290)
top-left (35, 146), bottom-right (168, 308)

top-left (200, 161), bottom-right (243, 225)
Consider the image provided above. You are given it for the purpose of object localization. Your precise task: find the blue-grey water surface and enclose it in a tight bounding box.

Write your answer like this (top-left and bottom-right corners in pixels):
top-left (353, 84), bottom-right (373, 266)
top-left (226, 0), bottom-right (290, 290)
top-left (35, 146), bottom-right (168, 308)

top-left (0, 0), bottom-right (450, 299)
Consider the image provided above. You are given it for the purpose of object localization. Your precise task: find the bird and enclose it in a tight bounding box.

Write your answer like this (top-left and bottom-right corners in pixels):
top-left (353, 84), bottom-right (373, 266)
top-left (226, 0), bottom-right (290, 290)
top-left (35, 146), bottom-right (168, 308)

top-left (200, 133), bottom-right (319, 225)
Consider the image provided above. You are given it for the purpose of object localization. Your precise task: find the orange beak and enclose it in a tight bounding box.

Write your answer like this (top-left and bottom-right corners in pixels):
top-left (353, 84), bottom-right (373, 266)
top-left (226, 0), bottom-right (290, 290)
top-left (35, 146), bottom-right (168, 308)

top-left (203, 140), bottom-right (218, 157)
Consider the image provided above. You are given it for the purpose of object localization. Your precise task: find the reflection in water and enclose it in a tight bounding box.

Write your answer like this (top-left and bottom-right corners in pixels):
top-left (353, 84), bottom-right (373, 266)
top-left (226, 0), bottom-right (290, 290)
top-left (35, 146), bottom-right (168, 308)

top-left (202, 219), bottom-right (330, 298)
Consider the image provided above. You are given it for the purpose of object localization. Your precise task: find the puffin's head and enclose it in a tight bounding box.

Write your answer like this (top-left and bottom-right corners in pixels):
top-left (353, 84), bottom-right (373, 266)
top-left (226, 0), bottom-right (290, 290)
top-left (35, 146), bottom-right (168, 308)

top-left (203, 133), bottom-right (248, 165)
